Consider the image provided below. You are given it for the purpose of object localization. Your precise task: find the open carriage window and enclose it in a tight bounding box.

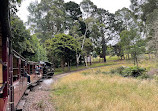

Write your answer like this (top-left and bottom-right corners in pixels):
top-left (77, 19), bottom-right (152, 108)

top-left (30, 65), bottom-right (33, 74)
top-left (13, 56), bottom-right (19, 82)
top-left (21, 60), bottom-right (25, 76)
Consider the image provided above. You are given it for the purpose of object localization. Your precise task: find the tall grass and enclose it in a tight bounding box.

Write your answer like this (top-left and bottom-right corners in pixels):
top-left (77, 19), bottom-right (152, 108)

top-left (51, 61), bottom-right (158, 111)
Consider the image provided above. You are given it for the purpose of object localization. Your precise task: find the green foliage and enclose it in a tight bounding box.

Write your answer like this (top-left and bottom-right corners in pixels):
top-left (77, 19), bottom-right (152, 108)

top-left (11, 16), bottom-right (33, 54)
top-left (64, 1), bottom-right (82, 20)
top-left (82, 38), bottom-right (93, 56)
top-left (29, 34), bottom-right (48, 61)
top-left (110, 66), bottom-right (148, 79)
top-left (11, 15), bottom-right (47, 61)
top-left (122, 66), bottom-right (147, 78)
top-left (119, 29), bottom-right (146, 65)
top-left (28, 0), bottom-right (65, 42)
top-left (45, 33), bottom-right (79, 67)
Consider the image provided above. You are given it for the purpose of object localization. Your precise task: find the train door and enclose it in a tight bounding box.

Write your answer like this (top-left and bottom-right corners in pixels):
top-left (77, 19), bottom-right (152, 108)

top-left (21, 60), bottom-right (27, 92)
top-left (13, 55), bottom-right (21, 108)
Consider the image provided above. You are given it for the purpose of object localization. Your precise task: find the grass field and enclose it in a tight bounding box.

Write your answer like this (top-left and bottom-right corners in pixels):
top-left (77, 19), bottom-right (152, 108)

top-left (54, 56), bottom-right (119, 75)
top-left (51, 59), bottom-right (158, 111)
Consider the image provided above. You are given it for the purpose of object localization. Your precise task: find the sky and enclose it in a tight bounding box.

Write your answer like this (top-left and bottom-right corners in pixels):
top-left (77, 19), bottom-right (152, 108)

top-left (17, 0), bottom-right (131, 23)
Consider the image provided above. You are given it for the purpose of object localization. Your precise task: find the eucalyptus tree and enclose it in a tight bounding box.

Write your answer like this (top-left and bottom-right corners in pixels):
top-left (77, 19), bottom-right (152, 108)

top-left (90, 8), bottom-right (118, 62)
top-left (76, 0), bottom-right (97, 65)
top-left (120, 29), bottom-right (145, 66)
top-left (64, 1), bottom-right (84, 38)
top-left (28, 0), bottom-right (65, 42)
top-left (129, 0), bottom-right (158, 57)
top-left (141, 0), bottom-right (158, 57)
top-left (115, 8), bottom-right (137, 31)
top-left (115, 8), bottom-right (138, 59)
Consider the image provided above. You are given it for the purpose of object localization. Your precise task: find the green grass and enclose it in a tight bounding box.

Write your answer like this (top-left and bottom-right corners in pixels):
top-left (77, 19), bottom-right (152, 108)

top-left (54, 61), bottom-right (116, 75)
top-left (54, 56), bottom-right (119, 75)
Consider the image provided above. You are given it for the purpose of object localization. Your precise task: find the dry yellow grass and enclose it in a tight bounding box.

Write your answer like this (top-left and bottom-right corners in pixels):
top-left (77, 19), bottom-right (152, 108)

top-left (51, 60), bottom-right (158, 111)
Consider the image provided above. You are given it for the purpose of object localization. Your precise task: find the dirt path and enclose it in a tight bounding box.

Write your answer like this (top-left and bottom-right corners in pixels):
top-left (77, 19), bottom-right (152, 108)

top-left (22, 73), bottom-right (72, 111)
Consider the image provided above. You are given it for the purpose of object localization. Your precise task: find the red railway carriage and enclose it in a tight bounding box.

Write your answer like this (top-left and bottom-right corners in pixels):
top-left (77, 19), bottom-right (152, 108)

top-left (0, 47), bottom-right (44, 111)
top-left (0, 3), bottom-right (44, 110)
top-left (0, 0), bottom-right (12, 109)
top-left (0, 1), bottom-right (53, 110)
top-left (12, 50), bottom-right (43, 109)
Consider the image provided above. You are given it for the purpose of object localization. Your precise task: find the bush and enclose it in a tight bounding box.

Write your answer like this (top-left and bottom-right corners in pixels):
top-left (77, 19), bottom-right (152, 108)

top-left (110, 66), bottom-right (126, 74)
top-left (116, 66), bottom-right (126, 74)
top-left (122, 66), bottom-right (146, 77)
top-left (110, 69), bottom-right (116, 74)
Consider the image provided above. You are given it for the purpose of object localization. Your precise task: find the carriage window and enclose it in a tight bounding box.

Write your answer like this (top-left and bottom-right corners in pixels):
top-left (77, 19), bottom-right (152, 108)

top-left (21, 61), bottom-right (25, 76)
top-left (30, 65), bottom-right (33, 74)
top-left (13, 57), bottom-right (19, 82)
top-left (27, 64), bottom-right (30, 74)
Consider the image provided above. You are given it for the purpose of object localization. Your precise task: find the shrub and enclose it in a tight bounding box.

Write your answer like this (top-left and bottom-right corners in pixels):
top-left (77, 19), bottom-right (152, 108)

top-left (110, 66), bottom-right (126, 74)
top-left (110, 69), bottom-right (116, 74)
top-left (116, 66), bottom-right (126, 74)
top-left (122, 66), bottom-right (146, 77)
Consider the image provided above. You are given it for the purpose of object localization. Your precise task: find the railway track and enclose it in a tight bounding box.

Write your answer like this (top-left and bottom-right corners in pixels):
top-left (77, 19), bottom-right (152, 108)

top-left (16, 72), bottom-right (72, 111)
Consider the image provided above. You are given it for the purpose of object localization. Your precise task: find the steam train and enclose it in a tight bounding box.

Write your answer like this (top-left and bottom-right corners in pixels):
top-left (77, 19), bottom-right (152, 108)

top-left (0, 30), bottom-right (54, 111)
top-left (0, 1), bottom-right (54, 110)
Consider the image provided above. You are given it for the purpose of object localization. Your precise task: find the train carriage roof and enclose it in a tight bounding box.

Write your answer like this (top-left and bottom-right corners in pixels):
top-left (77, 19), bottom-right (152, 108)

top-left (13, 50), bottom-right (27, 62)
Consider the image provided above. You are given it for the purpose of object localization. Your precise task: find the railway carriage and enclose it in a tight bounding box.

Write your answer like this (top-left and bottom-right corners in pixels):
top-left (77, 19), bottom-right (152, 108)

top-left (12, 50), bottom-right (44, 109)
top-left (0, 1), bottom-right (54, 110)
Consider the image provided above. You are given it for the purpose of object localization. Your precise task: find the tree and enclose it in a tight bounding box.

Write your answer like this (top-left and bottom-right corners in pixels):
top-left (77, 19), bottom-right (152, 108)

top-left (91, 8), bottom-right (118, 62)
top-left (119, 30), bottom-right (132, 59)
top-left (29, 34), bottom-right (48, 61)
top-left (115, 7), bottom-right (142, 59)
top-left (120, 29), bottom-right (146, 66)
top-left (64, 1), bottom-right (85, 37)
top-left (11, 16), bottom-right (34, 54)
top-left (115, 8), bottom-right (136, 31)
top-left (28, 0), bottom-right (65, 42)
top-left (78, 0), bottom-right (97, 65)
top-left (141, 0), bottom-right (158, 57)
top-left (45, 33), bottom-right (79, 71)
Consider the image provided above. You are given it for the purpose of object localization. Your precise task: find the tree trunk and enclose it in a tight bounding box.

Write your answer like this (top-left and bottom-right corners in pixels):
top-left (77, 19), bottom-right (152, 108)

top-left (68, 61), bottom-right (70, 71)
top-left (90, 56), bottom-right (92, 65)
top-left (136, 55), bottom-right (138, 67)
top-left (76, 24), bottom-right (88, 66)
top-left (84, 56), bottom-right (88, 67)
top-left (76, 54), bottom-right (79, 68)
top-left (102, 36), bottom-right (106, 62)
top-left (128, 53), bottom-right (130, 59)
top-left (61, 58), bottom-right (64, 71)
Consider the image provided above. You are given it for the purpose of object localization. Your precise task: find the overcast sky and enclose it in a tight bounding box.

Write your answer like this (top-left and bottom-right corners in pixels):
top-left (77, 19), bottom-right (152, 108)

top-left (17, 0), bottom-right (131, 23)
